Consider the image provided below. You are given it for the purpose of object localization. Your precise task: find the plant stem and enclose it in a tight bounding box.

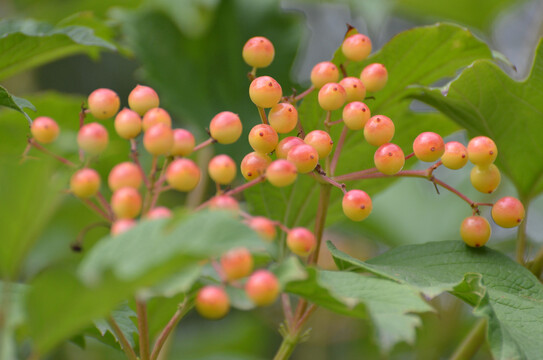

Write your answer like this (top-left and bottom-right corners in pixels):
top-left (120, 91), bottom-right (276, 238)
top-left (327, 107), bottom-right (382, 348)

top-left (450, 318), bottom-right (487, 360)
top-left (292, 86), bottom-right (314, 103)
top-left (281, 294), bottom-right (294, 330)
top-left (273, 332), bottom-right (302, 360)
top-left (136, 299), bottom-right (150, 360)
top-left (131, 139), bottom-right (150, 188)
top-left (193, 138), bottom-right (215, 152)
top-left (516, 202), bottom-right (529, 264)
top-left (29, 139), bottom-right (76, 168)
top-left (330, 125), bottom-right (348, 176)
top-left (81, 198), bottom-right (111, 221)
top-left (257, 106), bottom-right (268, 124)
top-left (195, 175), bottom-right (266, 211)
top-left (79, 106), bottom-right (87, 162)
top-left (529, 245), bottom-right (543, 277)
top-left (95, 191), bottom-right (114, 220)
top-left (309, 184), bottom-right (332, 265)
top-left (150, 299), bottom-right (191, 360)
top-left (108, 316), bottom-right (138, 360)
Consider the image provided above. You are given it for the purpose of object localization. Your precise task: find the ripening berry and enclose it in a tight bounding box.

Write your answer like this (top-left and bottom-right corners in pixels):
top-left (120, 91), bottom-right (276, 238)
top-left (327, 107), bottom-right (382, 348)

top-left (343, 101), bottom-right (371, 130)
top-left (413, 132), bottom-right (445, 162)
top-left (287, 144), bottom-right (319, 174)
top-left (249, 76), bottom-right (282, 108)
top-left (143, 123), bottom-right (174, 155)
top-left (248, 124), bottom-right (278, 154)
top-left (111, 219), bottom-right (136, 236)
top-left (265, 159), bottom-right (297, 187)
top-left (209, 195), bottom-right (239, 213)
top-left (310, 61), bottom-right (339, 89)
top-left (246, 216), bottom-right (276, 241)
top-left (146, 206), bottom-right (172, 219)
top-left (245, 270), bottom-right (280, 306)
top-left (268, 103), bottom-right (298, 134)
top-left (220, 247), bottom-right (254, 281)
top-left (342, 33), bottom-right (372, 61)
top-left (360, 63), bottom-right (388, 92)
top-left (111, 187), bottom-right (142, 219)
top-left (171, 129), bottom-right (195, 157)
top-left (460, 216), bottom-right (491, 247)
top-left (195, 286), bottom-right (230, 319)
top-left (374, 143), bottom-right (405, 175)
top-left (467, 136), bottom-right (497, 166)
top-left (441, 141), bottom-right (468, 170)
top-left (491, 197), bottom-right (525, 228)
top-left (242, 36), bottom-right (275, 68)
top-left (88, 88), bottom-right (120, 120)
top-left (70, 168), bottom-right (100, 199)
top-left (78, 122), bottom-right (109, 155)
top-left (276, 136), bottom-right (304, 159)
top-left (114, 108), bottom-right (142, 139)
top-left (142, 108), bottom-right (172, 131)
top-left (304, 130), bottom-right (333, 158)
top-left (470, 164), bottom-right (501, 194)
top-left (208, 154), bottom-right (236, 185)
top-left (166, 158), bottom-right (201, 191)
top-left (364, 115), bottom-right (394, 146)
top-left (210, 111), bottom-right (243, 144)
top-left (31, 116), bottom-right (59, 144)
top-left (339, 77), bottom-right (366, 102)
top-left (128, 85), bottom-right (160, 116)
top-left (108, 162), bottom-right (143, 191)
top-left (318, 83), bottom-right (346, 111)
top-left (240, 152), bottom-right (271, 180)
top-left (342, 189), bottom-right (372, 221)
top-left (287, 227), bottom-right (316, 257)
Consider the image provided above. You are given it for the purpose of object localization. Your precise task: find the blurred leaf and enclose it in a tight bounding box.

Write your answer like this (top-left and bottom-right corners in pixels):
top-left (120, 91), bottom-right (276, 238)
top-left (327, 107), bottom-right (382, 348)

top-left (411, 37), bottom-right (543, 200)
top-left (0, 282), bottom-right (27, 360)
top-left (0, 18), bottom-right (116, 81)
top-left (93, 302), bottom-right (138, 348)
top-left (329, 240), bottom-right (543, 360)
top-left (0, 85), bottom-right (35, 124)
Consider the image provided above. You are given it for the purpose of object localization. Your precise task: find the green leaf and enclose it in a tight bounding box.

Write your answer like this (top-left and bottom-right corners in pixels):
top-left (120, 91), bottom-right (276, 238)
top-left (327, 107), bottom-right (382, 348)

top-left (0, 281), bottom-right (27, 360)
top-left (0, 18), bottom-right (115, 80)
top-left (0, 85), bottom-right (35, 124)
top-left (411, 38), bottom-right (543, 199)
top-left (328, 241), bottom-right (543, 360)
top-left (93, 302), bottom-right (138, 348)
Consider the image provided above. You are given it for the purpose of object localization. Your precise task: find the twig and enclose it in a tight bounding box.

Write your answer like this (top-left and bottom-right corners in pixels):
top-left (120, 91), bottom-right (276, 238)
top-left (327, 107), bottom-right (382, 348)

top-left (108, 316), bottom-right (138, 360)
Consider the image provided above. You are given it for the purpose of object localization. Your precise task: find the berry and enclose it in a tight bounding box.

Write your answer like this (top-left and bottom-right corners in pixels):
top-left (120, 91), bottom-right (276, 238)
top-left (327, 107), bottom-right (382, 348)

top-left (360, 63), bottom-right (388, 92)
top-left (310, 61), bottom-right (339, 89)
top-left (209, 111), bottom-right (243, 144)
top-left (470, 164), bottom-right (501, 194)
top-left (374, 143), bottom-right (405, 175)
top-left (460, 216), bottom-right (491, 247)
top-left (208, 154), bottom-right (237, 185)
top-left (342, 101), bottom-right (371, 130)
top-left (220, 247), bottom-right (254, 281)
top-left (413, 132), bottom-right (445, 162)
top-left (128, 85), bottom-right (160, 116)
top-left (78, 122), bottom-right (109, 155)
top-left (31, 116), bottom-right (59, 144)
top-left (143, 123), bottom-right (174, 155)
top-left (245, 270), bottom-right (280, 306)
top-left (114, 108), bottom-right (142, 139)
top-left (240, 152), bottom-right (271, 180)
top-left (287, 144), bottom-right (319, 174)
top-left (88, 88), bottom-right (120, 120)
top-left (441, 141), bottom-right (468, 170)
top-left (276, 136), bottom-right (304, 159)
top-left (491, 197), bottom-right (525, 228)
top-left (146, 206), bottom-right (172, 219)
top-left (108, 162), bottom-right (143, 191)
top-left (171, 129), bottom-right (195, 157)
top-left (111, 187), bottom-right (142, 219)
top-left (265, 159), bottom-right (298, 187)
top-left (363, 115), bottom-right (394, 146)
top-left (166, 158), bottom-right (201, 191)
top-left (70, 168), bottom-right (100, 199)
top-left (339, 77), bottom-right (366, 102)
top-left (318, 83), bottom-right (346, 111)
top-left (342, 190), bottom-right (372, 221)
top-left (111, 219), bottom-right (136, 236)
top-left (342, 33), bottom-right (372, 61)
top-left (467, 136), bottom-right (497, 166)
top-left (246, 216), bottom-right (276, 241)
top-left (248, 124), bottom-right (278, 154)
top-left (249, 76), bottom-right (282, 108)
top-left (286, 227), bottom-right (316, 257)
top-left (268, 103), bottom-right (298, 134)
top-left (195, 286), bottom-right (230, 319)
top-left (142, 107), bottom-right (172, 131)
top-left (242, 36), bottom-right (275, 68)
top-left (304, 130), bottom-right (333, 159)
top-left (209, 195), bottom-right (239, 213)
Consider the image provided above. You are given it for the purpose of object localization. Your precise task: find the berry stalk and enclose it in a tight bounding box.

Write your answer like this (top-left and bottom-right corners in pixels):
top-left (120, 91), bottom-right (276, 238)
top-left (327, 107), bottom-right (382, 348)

top-left (108, 316), bottom-right (138, 360)
top-left (150, 298), bottom-right (192, 360)
top-left (27, 138), bottom-right (76, 168)
top-left (136, 299), bottom-right (150, 360)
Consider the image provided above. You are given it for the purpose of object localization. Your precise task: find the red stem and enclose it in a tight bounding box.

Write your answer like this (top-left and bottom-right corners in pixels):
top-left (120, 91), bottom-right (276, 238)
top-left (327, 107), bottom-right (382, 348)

top-left (257, 106), bottom-right (268, 125)
top-left (193, 138), bottom-right (215, 152)
top-left (29, 139), bottom-right (76, 168)
top-left (330, 125), bottom-right (348, 176)
top-left (292, 86), bottom-right (314, 103)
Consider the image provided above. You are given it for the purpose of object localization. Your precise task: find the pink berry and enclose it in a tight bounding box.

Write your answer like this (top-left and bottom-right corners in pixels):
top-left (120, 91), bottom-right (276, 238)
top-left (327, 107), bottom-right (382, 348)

top-left (31, 116), bottom-right (59, 144)
top-left (166, 158), bottom-right (201, 191)
top-left (441, 141), bottom-right (468, 170)
top-left (275, 136), bottom-right (304, 159)
top-left (310, 61), bottom-right (339, 89)
top-left (287, 144), bottom-right (319, 174)
top-left (111, 219), bottom-right (136, 236)
top-left (342, 189), bottom-right (372, 221)
top-left (240, 152), bottom-right (271, 180)
top-left (470, 164), bottom-right (501, 194)
top-left (208, 154), bottom-right (237, 185)
top-left (339, 77), bottom-right (366, 102)
top-left (195, 286), bottom-right (230, 319)
top-left (128, 85), bottom-right (160, 116)
top-left (142, 107), bottom-right (172, 131)
top-left (374, 143), bottom-right (405, 175)
top-left (88, 88), bottom-right (120, 120)
top-left (146, 206), bottom-right (172, 219)
top-left (111, 187), bottom-right (142, 219)
top-left (304, 130), bottom-right (333, 159)
top-left (242, 36), bottom-right (275, 68)
top-left (343, 101), bottom-right (371, 130)
top-left (342, 34), bottom-right (372, 61)
top-left (70, 168), bottom-right (100, 199)
top-left (460, 216), bottom-right (491, 247)
top-left (318, 83), bottom-right (346, 111)
top-left (108, 162), bottom-right (143, 191)
top-left (171, 129), bottom-right (195, 157)
top-left (78, 122), bottom-right (109, 155)
top-left (268, 103), bottom-right (298, 134)
top-left (114, 108), bottom-right (142, 139)
top-left (467, 136), bottom-right (497, 166)
top-left (249, 76), bottom-right (282, 108)
top-left (360, 63), bottom-right (388, 92)
top-left (209, 195), bottom-right (239, 213)
top-left (413, 132), bottom-right (445, 162)
top-left (245, 270), bottom-right (280, 306)
top-left (143, 123), bottom-right (174, 155)
top-left (246, 216), bottom-right (276, 241)
top-left (248, 124), bottom-right (279, 154)
top-left (286, 227), bottom-right (316, 257)
top-left (491, 197), bottom-right (525, 228)
top-left (363, 115), bottom-right (394, 146)
top-left (220, 247), bottom-right (254, 281)
top-left (265, 159), bottom-right (297, 187)
top-left (210, 111), bottom-right (243, 144)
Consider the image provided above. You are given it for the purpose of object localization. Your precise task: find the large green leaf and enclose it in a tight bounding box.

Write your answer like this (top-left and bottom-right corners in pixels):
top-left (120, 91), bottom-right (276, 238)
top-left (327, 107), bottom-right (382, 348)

top-left (246, 23), bottom-right (493, 228)
top-left (0, 86), bottom-right (35, 124)
top-left (0, 282), bottom-right (27, 360)
top-left (411, 38), bottom-right (543, 200)
top-left (329, 241), bottom-right (543, 360)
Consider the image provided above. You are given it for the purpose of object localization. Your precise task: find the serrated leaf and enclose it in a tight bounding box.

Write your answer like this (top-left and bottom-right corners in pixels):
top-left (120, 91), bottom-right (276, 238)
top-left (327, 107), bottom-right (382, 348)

top-left (328, 240), bottom-right (543, 360)
top-left (93, 302), bottom-right (138, 348)
top-left (0, 86), bottom-right (35, 124)
top-left (411, 37), bottom-right (543, 199)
